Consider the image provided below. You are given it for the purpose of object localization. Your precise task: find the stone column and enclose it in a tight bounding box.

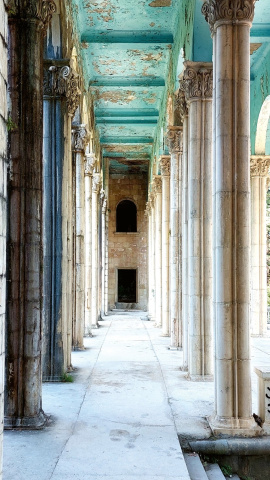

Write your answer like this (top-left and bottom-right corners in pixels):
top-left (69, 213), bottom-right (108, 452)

top-left (0, 0), bottom-right (7, 470)
top-left (148, 193), bottom-right (156, 321)
top-left (145, 202), bottom-right (152, 319)
top-left (202, 0), bottom-right (256, 434)
top-left (42, 64), bottom-right (81, 380)
top-left (152, 176), bottom-right (162, 327)
top-left (92, 172), bottom-right (101, 327)
top-left (160, 156), bottom-right (171, 336)
top-left (5, 0), bottom-right (55, 428)
top-left (167, 126), bottom-right (183, 348)
top-left (84, 153), bottom-right (95, 335)
top-left (181, 61), bottom-right (213, 380)
top-left (72, 125), bottom-right (89, 348)
top-left (101, 193), bottom-right (107, 317)
top-left (250, 155), bottom-right (270, 336)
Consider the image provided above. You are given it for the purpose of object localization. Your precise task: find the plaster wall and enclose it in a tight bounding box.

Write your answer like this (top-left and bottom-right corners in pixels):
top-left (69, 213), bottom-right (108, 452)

top-left (108, 173), bottom-right (148, 311)
top-left (0, 0), bottom-right (7, 475)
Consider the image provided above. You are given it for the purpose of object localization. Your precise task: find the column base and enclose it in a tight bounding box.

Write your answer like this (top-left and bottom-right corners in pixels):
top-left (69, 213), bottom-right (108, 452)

top-left (168, 346), bottom-right (182, 351)
top-left (208, 414), bottom-right (262, 437)
top-left (186, 374), bottom-right (214, 382)
top-left (91, 322), bottom-right (100, 329)
top-left (160, 333), bottom-right (170, 337)
top-left (4, 410), bottom-right (47, 430)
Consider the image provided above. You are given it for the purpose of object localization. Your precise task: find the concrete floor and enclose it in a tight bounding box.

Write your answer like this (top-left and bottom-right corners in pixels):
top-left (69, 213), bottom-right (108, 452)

top-left (3, 312), bottom-right (270, 480)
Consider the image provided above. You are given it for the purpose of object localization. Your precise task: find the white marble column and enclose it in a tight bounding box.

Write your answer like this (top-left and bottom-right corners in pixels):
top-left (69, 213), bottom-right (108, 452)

top-left (148, 193), bottom-right (156, 321)
top-left (145, 202), bottom-right (152, 318)
top-left (101, 194), bottom-right (107, 317)
top-left (250, 155), bottom-right (270, 336)
top-left (167, 126), bottom-right (183, 348)
top-left (92, 172), bottom-right (101, 328)
top-left (72, 125), bottom-right (89, 348)
top-left (152, 176), bottom-right (162, 327)
top-left (84, 153), bottom-right (95, 335)
top-left (160, 156), bottom-right (171, 336)
top-left (181, 61), bottom-right (213, 380)
top-left (202, 0), bottom-right (257, 435)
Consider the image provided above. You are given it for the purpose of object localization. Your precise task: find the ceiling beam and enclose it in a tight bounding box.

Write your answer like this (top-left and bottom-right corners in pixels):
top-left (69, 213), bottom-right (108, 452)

top-left (81, 30), bottom-right (173, 44)
top-left (89, 76), bottom-right (165, 87)
top-left (100, 136), bottom-right (154, 144)
top-left (96, 118), bottom-right (157, 125)
top-left (95, 108), bottom-right (159, 117)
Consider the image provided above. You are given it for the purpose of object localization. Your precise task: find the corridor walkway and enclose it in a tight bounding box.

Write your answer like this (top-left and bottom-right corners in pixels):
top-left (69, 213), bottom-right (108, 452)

top-left (3, 312), bottom-right (191, 480)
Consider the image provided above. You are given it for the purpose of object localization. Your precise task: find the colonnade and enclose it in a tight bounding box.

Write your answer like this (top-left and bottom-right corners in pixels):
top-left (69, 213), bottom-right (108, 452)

top-left (146, 0), bottom-right (268, 436)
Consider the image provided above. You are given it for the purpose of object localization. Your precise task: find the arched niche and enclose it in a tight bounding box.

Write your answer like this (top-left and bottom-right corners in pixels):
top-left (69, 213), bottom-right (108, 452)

top-left (116, 199), bottom-right (137, 233)
top-left (255, 95), bottom-right (270, 154)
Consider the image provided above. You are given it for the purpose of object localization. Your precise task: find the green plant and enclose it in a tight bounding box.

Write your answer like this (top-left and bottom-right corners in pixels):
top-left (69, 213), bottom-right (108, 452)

top-left (61, 372), bottom-right (74, 383)
top-left (7, 116), bottom-right (17, 132)
top-left (220, 464), bottom-right (233, 476)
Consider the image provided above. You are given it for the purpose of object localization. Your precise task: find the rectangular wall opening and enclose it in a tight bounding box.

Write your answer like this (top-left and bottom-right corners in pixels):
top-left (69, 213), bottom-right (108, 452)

top-left (118, 269), bottom-right (137, 303)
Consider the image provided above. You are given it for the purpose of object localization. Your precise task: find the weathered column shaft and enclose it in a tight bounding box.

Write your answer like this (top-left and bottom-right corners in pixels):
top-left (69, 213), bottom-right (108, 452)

top-left (181, 61), bottom-right (213, 379)
top-left (153, 176), bottom-right (162, 327)
top-left (6, 0), bottom-right (55, 428)
top-left (160, 156), bottom-right (171, 336)
top-left (202, 0), bottom-right (256, 433)
top-left (149, 193), bottom-right (156, 321)
top-left (101, 194), bottom-right (107, 317)
top-left (72, 125), bottom-right (89, 348)
top-left (84, 154), bottom-right (95, 335)
top-left (182, 106), bottom-right (189, 370)
top-left (250, 156), bottom-right (270, 336)
top-left (92, 173), bottom-right (101, 327)
top-left (0, 0), bottom-right (7, 469)
top-left (167, 126), bottom-right (183, 348)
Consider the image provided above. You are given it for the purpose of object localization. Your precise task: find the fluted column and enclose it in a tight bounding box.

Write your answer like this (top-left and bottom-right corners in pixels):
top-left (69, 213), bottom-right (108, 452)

top-left (5, 0), bottom-right (55, 428)
top-left (84, 153), bottom-right (95, 335)
top-left (250, 156), bottom-right (270, 336)
top-left (202, 0), bottom-right (257, 434)
top-left (160, 156), bottom-right (171, 336)
top-left (72, 125), bottom-right (89, 348)
top-left (92, 173), bottom-right (101, 327)
top-left (152, 176), bottom-right (162, 327)
top-left (167, 126), bottom-right (183, 348)
top-left (181, 61), bottom-right (213, 380)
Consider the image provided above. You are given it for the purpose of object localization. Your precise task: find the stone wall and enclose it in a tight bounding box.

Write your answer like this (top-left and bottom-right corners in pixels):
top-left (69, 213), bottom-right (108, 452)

top-left (108, 173), bottom-right (148, 310)
top-left (0, 0), bottom-right (7, 476)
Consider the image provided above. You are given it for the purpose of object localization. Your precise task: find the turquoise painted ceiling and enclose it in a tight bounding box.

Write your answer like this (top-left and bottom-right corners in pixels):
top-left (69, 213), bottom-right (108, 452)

top-left (71, 0), bottom-right (191, 172)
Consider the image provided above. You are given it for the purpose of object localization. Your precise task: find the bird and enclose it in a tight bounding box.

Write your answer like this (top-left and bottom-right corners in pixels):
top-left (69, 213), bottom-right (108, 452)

top-left (253, 413), bottom-right (264, 428)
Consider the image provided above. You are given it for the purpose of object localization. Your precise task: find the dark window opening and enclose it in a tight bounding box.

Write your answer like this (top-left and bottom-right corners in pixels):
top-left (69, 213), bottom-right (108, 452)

top-left (118, 269), bottom-right (136, 303)
top-left (116, 200), bottom-right (137, 232)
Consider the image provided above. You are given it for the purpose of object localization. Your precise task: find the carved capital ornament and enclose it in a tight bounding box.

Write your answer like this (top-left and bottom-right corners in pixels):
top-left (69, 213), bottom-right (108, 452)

top-left (92, 173), bottom-right (101, 193)
top-left (152, 175), bottom-right (162, 194)
top-left (84, 153), bottom-right (95, 176)
top-left (167, 127), bottom-right (183, 154)
top-left (202, 0), bottom-right (257, 33)
top-left (43, 65), bottom-right (81, 116)
top-left (250, 156), bottom-right (270, 178)
top-left (175, 89), bottom-right (188, 122)
top-left (180, 62), bottom-right (213, 102)
top-left (8, 0), bottom-right (56, 30)
top-left (72, 125), bottom-right (90, 153)
top-left (160, 155), bottom-right (171, 176)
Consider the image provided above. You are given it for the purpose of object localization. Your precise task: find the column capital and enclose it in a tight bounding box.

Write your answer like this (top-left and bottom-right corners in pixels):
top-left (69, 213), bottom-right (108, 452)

top-left (180, 61), bottom-right (213, 103)
top-left (159, 155), bottom-right (171, 176)
top-left (84, 153), bottom-right (95, 176)
top-left (167, 126), bottom-right (183, 154)
top-left (175, 88), bottom-right (188, 122)
top-left (92, 173), bottom-right (101, 193)
top-left (72, 124), bottom-right (90, 153)
top-left (250, 155), bottom-right (270, 177)
top-left (145, 202), bottom-right (151, 217)
top-left (202, 0), bottom-right (256, 33)
top-left (8, 0), bottom-right (56, 30)
top-left (148, 192), bottom-right (155, 208)
top-left (152, 175), bottom-right (162, 194)
top-left (43, 64), bottom-right (81, 115)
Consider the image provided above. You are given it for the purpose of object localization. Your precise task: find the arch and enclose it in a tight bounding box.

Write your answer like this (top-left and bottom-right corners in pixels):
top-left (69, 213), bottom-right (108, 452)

top-left (116, 199), bottom-right (137, 232)
top-left (255, 95), bottom-right (270, 154)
